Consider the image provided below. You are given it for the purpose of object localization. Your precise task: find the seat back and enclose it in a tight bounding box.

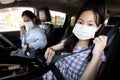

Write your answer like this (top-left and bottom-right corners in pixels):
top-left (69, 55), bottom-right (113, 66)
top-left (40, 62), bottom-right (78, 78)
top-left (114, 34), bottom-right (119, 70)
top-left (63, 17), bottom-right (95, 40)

top-left (61, 26), bottom-right (73, 40)
top-left (39, 7), bottom-right (54, 47)
top-left (96, 21), bottom-right (120, 80)
top-left (107, 17), bottom-right (120, 25)
top-left (39, 7), bottom-right (51, 22)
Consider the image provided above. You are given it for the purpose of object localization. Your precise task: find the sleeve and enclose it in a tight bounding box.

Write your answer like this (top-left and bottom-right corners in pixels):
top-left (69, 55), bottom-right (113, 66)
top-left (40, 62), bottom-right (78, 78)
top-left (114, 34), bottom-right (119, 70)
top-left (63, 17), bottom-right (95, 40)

top-left (31, 29), bottom-right (47, 49)
top-left (20, 32), bottom-right (27, 48)
top-left (21, 36), bottom-right (25, 48)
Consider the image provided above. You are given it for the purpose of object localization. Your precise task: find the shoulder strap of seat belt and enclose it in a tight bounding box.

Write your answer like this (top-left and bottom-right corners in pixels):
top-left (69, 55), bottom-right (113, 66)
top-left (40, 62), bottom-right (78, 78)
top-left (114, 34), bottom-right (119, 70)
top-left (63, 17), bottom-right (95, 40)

top-left (50, 64), bottom-right (65, 80)
top-left (51, 45), bottom-right (93, 63)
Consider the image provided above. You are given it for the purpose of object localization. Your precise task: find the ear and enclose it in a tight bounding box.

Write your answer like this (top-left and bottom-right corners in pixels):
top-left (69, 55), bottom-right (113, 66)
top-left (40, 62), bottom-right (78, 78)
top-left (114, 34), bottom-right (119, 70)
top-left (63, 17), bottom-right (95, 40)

top-left (97, 24), bottom-right (102, 31)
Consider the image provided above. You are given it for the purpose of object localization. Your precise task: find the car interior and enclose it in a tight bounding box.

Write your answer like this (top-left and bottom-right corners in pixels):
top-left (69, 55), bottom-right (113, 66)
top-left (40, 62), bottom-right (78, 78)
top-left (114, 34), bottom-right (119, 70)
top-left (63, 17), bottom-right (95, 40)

top-left (0, 0), bottom-right (120, 80)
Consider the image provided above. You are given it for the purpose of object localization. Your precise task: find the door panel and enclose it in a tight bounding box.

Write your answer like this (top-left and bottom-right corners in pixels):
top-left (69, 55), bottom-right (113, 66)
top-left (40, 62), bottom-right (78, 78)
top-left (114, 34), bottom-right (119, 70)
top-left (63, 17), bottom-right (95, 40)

top-left (0, 31), bottom-right (21, 56)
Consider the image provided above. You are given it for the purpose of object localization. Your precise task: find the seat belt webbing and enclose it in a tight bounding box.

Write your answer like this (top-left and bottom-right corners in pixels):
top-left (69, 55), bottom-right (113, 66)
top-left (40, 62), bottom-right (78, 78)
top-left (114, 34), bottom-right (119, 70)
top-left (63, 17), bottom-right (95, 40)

top-left (50, 64), bottom-right (65, 80)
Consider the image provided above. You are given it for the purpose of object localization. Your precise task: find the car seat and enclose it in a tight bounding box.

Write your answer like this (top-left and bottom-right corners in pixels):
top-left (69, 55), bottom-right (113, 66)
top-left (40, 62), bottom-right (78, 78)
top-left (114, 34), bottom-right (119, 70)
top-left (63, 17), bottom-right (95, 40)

top-left (96, 21), bottom-right (120, 80)
top-left (39, 7), bottom-right (54, 47)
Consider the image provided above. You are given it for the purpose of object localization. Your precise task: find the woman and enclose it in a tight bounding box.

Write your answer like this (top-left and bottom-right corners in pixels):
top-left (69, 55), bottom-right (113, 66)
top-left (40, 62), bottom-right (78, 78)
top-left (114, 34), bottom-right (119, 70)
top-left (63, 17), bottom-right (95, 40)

top-left (11, 10), bottom-right (47, 58)
top-left (43, 4), bottom-right (107, 80)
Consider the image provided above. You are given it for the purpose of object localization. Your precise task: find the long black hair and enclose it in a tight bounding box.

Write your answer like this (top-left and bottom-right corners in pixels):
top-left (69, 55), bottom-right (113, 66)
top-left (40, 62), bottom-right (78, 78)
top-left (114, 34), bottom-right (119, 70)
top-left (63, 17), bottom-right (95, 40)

top-left (62, 4), bottom-right (105, 52)
top-left (22, 10), bottom-right (39, 24)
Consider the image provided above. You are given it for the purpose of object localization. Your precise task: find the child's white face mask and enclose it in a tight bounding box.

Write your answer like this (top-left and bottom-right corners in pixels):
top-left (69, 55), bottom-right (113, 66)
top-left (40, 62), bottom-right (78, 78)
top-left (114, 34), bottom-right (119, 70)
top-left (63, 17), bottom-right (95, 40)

top-left (72, 23), bottom-right (98, 40)
top-left (24, 21), bottom-right (34, 31)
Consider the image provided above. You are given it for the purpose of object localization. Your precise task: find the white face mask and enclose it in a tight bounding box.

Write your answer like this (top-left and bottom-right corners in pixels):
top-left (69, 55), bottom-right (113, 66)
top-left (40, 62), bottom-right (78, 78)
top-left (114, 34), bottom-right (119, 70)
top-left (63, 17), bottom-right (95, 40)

top-left (72, 23), bottom-right (98, 40)
top-left (24, 21), bottom-right (34, 31)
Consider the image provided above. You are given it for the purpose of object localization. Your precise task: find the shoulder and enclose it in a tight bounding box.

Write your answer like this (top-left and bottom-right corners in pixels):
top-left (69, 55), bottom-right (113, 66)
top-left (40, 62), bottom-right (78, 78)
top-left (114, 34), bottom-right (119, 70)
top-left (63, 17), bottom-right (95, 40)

top-left (33, 25), bottom-right (40, 29)
top-left (32, 26), bottom-right (45, 32)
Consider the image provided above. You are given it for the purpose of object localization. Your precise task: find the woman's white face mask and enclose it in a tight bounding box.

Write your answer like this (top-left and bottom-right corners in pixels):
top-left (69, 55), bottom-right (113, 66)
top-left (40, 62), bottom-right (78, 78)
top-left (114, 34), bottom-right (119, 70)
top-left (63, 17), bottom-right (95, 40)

top-left (24, 21), bottom-right (34, 31)
top-left (72, 23), bottom-right (98, 40)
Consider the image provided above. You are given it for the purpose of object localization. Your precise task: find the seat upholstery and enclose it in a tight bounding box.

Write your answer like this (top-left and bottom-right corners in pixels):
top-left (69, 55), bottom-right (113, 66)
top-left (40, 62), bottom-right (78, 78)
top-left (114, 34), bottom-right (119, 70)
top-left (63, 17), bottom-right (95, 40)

top-left (39, 7), bottom-right (54, 47)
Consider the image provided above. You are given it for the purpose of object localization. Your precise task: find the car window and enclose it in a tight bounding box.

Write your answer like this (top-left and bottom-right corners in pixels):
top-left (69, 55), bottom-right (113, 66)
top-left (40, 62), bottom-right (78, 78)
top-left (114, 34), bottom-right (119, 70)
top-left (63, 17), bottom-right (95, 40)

top-left (50, 10), bottom-right (66, 28)
top-left (0, 7), bottom-right (35, 32)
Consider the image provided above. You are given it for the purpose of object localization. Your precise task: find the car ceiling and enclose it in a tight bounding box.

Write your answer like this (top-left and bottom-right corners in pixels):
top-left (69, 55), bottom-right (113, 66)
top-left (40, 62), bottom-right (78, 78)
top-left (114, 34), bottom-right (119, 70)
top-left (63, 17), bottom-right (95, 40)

top-left (0, 0), bottom-right (120, 16)
top-left (107, 0), bottom-right (120, 16)
top-left (0, 0), bottom-right (86, 16)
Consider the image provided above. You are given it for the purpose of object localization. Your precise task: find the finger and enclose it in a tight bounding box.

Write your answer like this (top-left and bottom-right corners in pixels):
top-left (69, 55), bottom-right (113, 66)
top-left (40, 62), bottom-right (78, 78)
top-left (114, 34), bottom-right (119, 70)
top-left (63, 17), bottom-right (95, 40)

top-left (47, 49), bottom-right (54, 63)
top-left (99, 36), bottom-right (108, 44)
top-left (99, 35), bottom-right (107, 39)
top-left (102, 36), bottom-right (108, 42)
top-left (98, 36), bottom-right (105, 41)
top-left (20, 25), bottom-right (25, 30)
top-left (20, 26), bottom-right (24, 29)
top-left (48, 51), bottom-right (55, 63)
top-left (93, 37), bottom-right (98, 44)
top-left (94, 37), bottom-right (101, 43)
top-left (45, 48), bottom-right (53, 61)
top-left (44, 48), bottom-right (50, 60)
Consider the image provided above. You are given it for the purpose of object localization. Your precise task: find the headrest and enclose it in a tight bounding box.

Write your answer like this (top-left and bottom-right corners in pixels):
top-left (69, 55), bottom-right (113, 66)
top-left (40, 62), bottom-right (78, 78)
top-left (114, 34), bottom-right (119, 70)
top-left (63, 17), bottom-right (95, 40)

top-left (106, 21), bottom-right (120, 47)
top-left (39, 7), bottom-right (51, 22)
top-left (107, 17), bottom-right (120, 25)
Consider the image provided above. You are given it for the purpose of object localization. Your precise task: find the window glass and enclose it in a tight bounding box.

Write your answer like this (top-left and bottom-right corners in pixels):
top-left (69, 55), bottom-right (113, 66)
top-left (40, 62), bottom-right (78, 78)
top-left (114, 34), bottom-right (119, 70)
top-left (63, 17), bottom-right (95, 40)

top-left (50, 10), bottom-right (66, 28)
top-left (0, 7), bottom-right (35, 32)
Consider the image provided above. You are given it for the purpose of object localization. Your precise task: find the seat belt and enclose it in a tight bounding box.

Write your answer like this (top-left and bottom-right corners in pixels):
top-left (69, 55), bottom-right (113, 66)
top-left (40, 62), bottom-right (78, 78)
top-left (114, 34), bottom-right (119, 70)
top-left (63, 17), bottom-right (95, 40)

top-left (50, 64), bottom-right (65, 80)
top-left (51, 45), bottom-right (93, 63)
top-left (49, 45), bottom-right (93, 80)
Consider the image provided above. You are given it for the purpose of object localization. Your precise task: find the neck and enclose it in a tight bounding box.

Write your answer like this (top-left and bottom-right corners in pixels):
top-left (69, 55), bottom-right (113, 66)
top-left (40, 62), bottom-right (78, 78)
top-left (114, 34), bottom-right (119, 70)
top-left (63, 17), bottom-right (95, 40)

top-left (76, 40), bottom-right (90, 48)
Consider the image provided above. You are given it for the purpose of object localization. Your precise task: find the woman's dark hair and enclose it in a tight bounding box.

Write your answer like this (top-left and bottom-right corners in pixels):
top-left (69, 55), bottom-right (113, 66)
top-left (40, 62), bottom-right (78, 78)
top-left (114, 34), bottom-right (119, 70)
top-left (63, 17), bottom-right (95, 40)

top-left (22, 10), bottom-right (39, 24)
top-left (40, 7), bottom-right (51, 22)
top-left (75, 4), bottom-right (105, 26)
top-left (62, 4), bottom-right (105, 52)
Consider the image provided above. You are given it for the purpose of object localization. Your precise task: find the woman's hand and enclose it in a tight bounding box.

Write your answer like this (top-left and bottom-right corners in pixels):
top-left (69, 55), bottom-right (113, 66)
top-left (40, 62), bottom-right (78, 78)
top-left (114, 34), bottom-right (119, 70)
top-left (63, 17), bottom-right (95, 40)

top-left (20, 25), bottom-right (25, 32)
top-left (22, 45), bottom-right (27, 54)
top-left (92, 35), bottom-right (107, 57)
top-left (20, 25), bottom-right (26, 37)
top-left (44, 47), bottom-right (55, 64)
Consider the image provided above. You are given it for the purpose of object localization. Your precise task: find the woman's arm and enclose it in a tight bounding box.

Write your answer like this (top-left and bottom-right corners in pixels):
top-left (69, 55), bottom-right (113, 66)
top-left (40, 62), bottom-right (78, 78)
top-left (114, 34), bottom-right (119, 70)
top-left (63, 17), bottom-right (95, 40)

top-left (20, 25), bottom-right (26, 38)
top-left (28, 28), bottom-right (47, 49)
top-left (44, 42), bottom-right (64, 63)
top-left (49, 43), bottom-right (64, 51)
top-left (80, 36), bottom-right (107, 80)
top-left (80, 53), bottom-right (102, 80)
